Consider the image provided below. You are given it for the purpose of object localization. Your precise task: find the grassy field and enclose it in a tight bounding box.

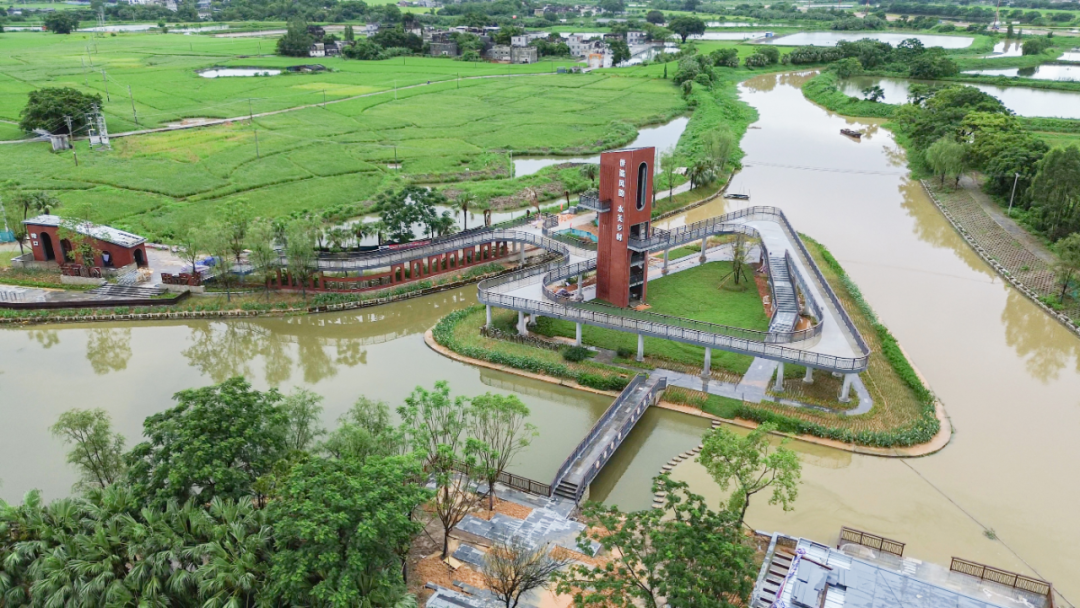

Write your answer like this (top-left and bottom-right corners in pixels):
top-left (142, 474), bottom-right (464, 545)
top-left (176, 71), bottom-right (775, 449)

top-left (0, 32), bottom-right (689, 239)
top-left (534, 261), bottom-right (767, 374)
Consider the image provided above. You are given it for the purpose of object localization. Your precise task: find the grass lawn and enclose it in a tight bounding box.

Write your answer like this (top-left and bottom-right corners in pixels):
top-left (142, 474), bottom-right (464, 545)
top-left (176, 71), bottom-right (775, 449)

top-left (533, 261), bottom-right (766, 374)
top-left (1033, 131), bottom-right (1080, 150)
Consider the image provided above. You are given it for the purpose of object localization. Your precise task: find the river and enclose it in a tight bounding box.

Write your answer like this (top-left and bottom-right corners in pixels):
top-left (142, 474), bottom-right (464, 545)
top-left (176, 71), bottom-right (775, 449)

top-left (2, 68), bottom-right (1079, 600)
top-left (840, 75), bottom-right (1080, 118)
top-left (660, 71), bottom-right (1080, 599)
top-left (0, 287), bottom-right (709, 511)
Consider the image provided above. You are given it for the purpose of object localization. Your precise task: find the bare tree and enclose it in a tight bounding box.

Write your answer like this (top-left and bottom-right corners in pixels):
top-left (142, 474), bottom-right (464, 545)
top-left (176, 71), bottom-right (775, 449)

top-left (484, 538), bottom-right (569, 608)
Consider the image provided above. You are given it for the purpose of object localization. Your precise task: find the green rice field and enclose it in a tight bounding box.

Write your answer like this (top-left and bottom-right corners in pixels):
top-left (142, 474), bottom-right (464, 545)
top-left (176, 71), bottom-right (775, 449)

top-left (0, 31), bottom-right (688, 239)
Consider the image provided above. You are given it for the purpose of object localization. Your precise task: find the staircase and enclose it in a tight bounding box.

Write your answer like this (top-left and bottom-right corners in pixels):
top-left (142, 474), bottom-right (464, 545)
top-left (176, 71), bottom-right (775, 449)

top-left (88, 284), bottom-right (166, 298)
top-left (767, 256), bottom-right (799, 333)
top-left (754, 550), bottom-right (795, 608)
top-left (552, 480), bottom-right (580, 501)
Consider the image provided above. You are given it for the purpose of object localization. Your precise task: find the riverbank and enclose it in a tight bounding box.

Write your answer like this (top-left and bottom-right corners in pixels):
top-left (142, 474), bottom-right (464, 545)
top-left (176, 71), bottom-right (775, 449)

top-left (921, 179), bottom-right (1080, 336)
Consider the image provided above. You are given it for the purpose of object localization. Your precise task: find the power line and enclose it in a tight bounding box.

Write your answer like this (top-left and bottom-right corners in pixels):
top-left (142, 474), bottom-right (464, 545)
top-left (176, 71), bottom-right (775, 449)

top-left (742, 160), bottom-right (908, 176)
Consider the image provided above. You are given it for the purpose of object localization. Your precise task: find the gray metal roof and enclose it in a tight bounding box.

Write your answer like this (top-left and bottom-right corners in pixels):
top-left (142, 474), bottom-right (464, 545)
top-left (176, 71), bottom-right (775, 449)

top-left (23, 215), bottom-right (147, 249)
top-left (754, 536), bottom-right (1049, 608)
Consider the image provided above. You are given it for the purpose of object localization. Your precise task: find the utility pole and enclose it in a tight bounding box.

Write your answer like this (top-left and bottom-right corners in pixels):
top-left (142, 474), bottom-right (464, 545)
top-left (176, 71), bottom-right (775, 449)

top-left (1007, 172), bottom-right (1020, 215)
top-left (64, 116), bottom-right (78, 166)
top-left (101, 70), bottom-right (110, 102)
top-left (254, 129), bottom-right (260, 158)
top-left (248, 98), bottom-right (253, 122)
top-left (128, 85), bottom-right (138, 125)
top-left (322, 89), bottom-right (326, 108)
top-left (394, 79), bottom-right (397, 100)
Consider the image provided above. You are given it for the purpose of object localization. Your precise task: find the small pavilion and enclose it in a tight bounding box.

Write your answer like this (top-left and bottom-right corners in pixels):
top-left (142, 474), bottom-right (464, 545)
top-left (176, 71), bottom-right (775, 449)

top-left (23, 215), bottom-right (149, 269)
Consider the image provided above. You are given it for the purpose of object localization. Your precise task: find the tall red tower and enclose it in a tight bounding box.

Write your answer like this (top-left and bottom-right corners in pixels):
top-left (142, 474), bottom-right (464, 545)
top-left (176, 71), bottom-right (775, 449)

top-left (594, 147), bottom-right (654, 308)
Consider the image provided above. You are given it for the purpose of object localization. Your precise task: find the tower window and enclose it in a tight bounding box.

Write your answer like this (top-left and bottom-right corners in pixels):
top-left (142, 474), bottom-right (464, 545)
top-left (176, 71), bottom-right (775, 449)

top-left (636, 162), bottom-right (648, 211)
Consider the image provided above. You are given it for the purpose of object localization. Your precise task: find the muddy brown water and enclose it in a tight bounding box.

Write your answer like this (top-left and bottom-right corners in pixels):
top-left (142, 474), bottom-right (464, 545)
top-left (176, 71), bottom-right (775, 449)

top-left (0, 288), bottom-right (708, 512)
top-left (2, 69), bottom-right (1079, 599)
top-left (660, 71), bottom-right (1080, 599)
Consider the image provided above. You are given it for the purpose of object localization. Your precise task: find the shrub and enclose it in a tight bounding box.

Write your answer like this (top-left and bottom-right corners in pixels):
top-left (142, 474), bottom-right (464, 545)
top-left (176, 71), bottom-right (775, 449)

top-left (616, 346), bottom-right (634, 359)
top-left (563, 345), bottom-right (592, 362)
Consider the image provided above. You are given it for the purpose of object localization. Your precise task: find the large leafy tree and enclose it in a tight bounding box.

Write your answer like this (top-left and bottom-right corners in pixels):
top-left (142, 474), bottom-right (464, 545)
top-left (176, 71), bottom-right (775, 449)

top-left (277, 17), bottom-right (314, 57)
top-left (377, 186), bottom-right (448, 244)
top-left (895, 85), bottom-right (1009, 151)
top-left (925, 137), bottom-right (967, 187)
top-left (43, 11), bottom-right (79, 34)
top-left (322, 396), bottom-right (406, 462)
top-left (263, 455), bottom-right (429, 607)
top-left (19, 87), bottom-right (103, 135)
top-left (1053, 232), bottom-right (1080, 302)
top-left (50, 408), bottom-right (126, 492)
top-left (696, 422), bottom-right (801, 528)
top-left (1029, 145), bottom-right (1080, 241)
top-left (556, 476), bottom-right (755, 608)
top-left (125, 377), bottom-right (289, 507)
top-left (667, 16), bottom-right (705, 43)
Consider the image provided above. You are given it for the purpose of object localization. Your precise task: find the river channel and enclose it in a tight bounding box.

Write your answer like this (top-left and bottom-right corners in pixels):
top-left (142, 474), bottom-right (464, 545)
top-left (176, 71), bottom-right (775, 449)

top-left (1, 69), bottom-right (1079, 599)
top-left (662, 71), bottom-right (1080, 599)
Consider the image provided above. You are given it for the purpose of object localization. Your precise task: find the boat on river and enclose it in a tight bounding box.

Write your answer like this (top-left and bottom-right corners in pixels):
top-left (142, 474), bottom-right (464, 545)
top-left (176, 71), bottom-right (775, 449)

top-left (724, 192), bottom-right (751, 200)
top-left (840, 128), bottom-right (863, 138)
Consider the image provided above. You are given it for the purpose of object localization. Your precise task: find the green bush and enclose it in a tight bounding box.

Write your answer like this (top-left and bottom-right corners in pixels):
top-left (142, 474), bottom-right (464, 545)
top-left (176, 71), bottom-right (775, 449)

top-left (562, 345), bottom-right (592, 362)
top-left (616, 346), bottom-right (634, 359)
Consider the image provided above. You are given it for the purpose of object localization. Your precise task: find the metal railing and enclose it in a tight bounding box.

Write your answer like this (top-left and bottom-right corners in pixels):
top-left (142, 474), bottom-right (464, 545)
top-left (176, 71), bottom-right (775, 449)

top-left (578, 191), bottom-right (610, 213)
top-left (838, 526), bottom-right (905, 557)
top-left (493, 469), bottom-right (551, 497)
top-left (572, 376), bottom-right (666, 503)
top-left (309, 228), bottom-right (562, 272)
top-left (786, 251), bottom-right (823, 322)
top-left (550, 374), bottom-right (645, 496)
top-left (539, 262), bottom-right (820, 344)
top-left (950, 558), bottom-right (1054, 599)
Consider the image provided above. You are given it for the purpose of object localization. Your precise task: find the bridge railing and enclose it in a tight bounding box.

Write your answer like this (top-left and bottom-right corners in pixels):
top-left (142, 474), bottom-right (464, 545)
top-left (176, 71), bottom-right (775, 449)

top-left (786, 250), bottom-right (823, 323)
top-left (575, 376), bottom-right (667, 500)
top-left (483, 289), bottom-right (865, 371)
top-left (550, 374), bottom-right (646, 496)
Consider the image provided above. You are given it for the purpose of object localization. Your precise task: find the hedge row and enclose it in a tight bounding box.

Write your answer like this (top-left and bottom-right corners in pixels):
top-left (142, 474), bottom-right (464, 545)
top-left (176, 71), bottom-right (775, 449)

top-left (432, 306), bottom-right (629, 392)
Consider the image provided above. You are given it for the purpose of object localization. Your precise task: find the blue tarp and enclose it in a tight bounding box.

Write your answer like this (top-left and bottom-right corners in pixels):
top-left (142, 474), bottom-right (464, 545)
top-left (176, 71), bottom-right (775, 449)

top-left (0, 231), bottom-right (15, 243)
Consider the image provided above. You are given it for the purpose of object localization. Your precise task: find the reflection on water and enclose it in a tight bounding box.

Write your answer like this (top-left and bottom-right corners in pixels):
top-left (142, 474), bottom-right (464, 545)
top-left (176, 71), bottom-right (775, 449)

top-left (589, 407), bottom-right (713, 510)
top-left (87, 328), bottom-right (132, 375)
top-left (964, 64), bottom-right (1080, 82)
top-left (661, 70), bottom-right (1080, 595)
top-left (1001, 287), bottom-right (1080, 382)
top-left (984, 40), bottom-right (1024, 58)
top-left (840, 75), bottom-right (1080, 118)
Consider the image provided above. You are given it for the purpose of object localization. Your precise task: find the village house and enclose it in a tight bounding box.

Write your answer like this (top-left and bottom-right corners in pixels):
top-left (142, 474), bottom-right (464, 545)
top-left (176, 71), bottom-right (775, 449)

top-left (487, 44), bottom-right (538, 63)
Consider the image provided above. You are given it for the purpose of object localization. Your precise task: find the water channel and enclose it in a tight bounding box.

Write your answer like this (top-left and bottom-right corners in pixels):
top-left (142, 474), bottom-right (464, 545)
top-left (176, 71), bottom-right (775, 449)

top-left (964, 64), bottom-right (1080, 81)
top-left (512, 116), bottom-right (689, 177)
top-left (765, 31), bottom-right (974, 48)
top-left (840, 75), bottom-right (1080, 118)
top-left (1, 68), bottom-right (1079, 600)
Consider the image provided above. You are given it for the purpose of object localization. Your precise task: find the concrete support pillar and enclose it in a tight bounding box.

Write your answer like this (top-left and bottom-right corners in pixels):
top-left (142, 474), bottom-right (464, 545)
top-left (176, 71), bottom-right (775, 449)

top-left (636, 334), bottom-right (644, 362)
top-left (703, 347), bottom-right (711, 377)
top-left (519, 245), bottom-right (526, 266)
top-left (663, 249), bottom-right (669, 275)
top-left (575, 322), bottom-right (582, 346)
top-left (485, 305), bottom-right (492, 328)
top-left (699, 236), bottom-right (707, 263)
top-left (518, 310), bottom-right (527, 336)
top-left (839, 373), bottom-right (854, 403)
top-left (576, 274), bottom-right (584, 300)
top-left (803, 366), bottom-right (814, 384)
top-left (774, 362), bottom-right (784, 392)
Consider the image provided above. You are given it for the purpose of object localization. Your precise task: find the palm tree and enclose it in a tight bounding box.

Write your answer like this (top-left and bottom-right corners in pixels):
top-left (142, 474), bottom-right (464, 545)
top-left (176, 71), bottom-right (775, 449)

top-left (190, 498), bottom-right (271, 608)
top-left (580, 163), bottom-right (598, 187)
top-left (457, 192), bottom-right (474, 231)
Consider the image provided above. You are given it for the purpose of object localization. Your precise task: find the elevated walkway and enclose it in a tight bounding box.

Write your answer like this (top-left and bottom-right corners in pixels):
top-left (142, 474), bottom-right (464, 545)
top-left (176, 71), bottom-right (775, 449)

top-left (550, 374), bottom-right (667, 503)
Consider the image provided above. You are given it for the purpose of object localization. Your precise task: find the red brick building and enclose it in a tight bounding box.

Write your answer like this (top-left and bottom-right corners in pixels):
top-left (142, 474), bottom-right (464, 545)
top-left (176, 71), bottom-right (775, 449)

top-left (23, 215), bottom-right (149, 269)
top-left (595, 147), bottom-right (654, 308)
